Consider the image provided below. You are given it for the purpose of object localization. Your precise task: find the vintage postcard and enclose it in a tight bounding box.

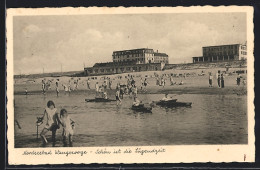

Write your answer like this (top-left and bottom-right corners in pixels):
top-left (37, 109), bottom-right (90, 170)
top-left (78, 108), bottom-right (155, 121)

top-left (6, 6), bottom-right (254, 165)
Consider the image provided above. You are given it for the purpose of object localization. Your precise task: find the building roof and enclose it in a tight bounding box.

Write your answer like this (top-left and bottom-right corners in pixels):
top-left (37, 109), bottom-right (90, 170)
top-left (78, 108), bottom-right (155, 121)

top-left (202, 44), bottom-right (243, 48)
top-left (192, 56), bottom-right (203, 58)
top-left (154, 52), bottom-right (168, 57)
top-left (85, 61), bottom-right (162, 69)
top-left (93, 61), bottom-right (137, 67)
top-left (113, 48), bottom-right (153, 53)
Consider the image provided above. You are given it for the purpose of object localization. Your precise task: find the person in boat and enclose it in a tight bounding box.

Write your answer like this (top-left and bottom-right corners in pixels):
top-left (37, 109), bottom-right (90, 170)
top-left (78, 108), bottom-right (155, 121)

top-left (39, 100), bottom-right (62, 147)
top-left (115, 89), bottom-right (121, 105)
top-left (133, 97), bottom-right (141, 106)
top-left (60, 109), bottom-right (75, 147)
top-left (162, 94), bottom-right (173, 101)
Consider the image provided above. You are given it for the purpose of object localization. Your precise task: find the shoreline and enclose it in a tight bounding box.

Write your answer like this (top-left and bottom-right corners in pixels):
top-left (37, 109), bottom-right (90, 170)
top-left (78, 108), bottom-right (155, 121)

top-left (14, 86), bottom-right (247, 96)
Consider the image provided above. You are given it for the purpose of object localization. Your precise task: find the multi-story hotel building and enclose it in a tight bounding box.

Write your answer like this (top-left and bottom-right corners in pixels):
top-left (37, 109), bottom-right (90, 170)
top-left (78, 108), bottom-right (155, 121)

top-left (84, 48), bottom-right (169, 76)
top-left (112, 48), bottom-right (169, 64)
top-left (192, 44), bottom-right (247, 63)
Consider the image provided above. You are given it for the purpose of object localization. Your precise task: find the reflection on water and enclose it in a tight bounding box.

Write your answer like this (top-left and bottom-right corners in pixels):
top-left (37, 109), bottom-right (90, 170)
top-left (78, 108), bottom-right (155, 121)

top-left (14, 92), bottom-right (247, 148)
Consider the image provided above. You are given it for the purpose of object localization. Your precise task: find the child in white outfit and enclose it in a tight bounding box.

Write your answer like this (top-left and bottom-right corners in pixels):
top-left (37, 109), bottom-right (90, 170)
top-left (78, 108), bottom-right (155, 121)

top-left (40, 100), bottom-right (61, 147)
top-left (60, 109), bottom-right (75, 147)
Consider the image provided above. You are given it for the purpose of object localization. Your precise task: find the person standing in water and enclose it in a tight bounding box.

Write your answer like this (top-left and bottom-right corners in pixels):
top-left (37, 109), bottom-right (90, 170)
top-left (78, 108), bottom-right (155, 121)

top-left (87, 78), bottom-right (91, 89)
top-left (115, 89), bottom-right (121, 106)
top-left (237, 73), bottom-right (241, 86)
top-left (221, 74), bottom-right (225, 88)
top-left (109, 78), bottom-right (112, 89)
top-left (209, 73), bottom-right (213, 87)
top-left (133, 85), bottom-right (138, 98)
top-left (217, 73), bottom-right (221, 88)
top-left (119, 85), bottom-right (124, 99)
top-left (95, 82), bottom-right (99, 97)
top-left (60, 109), bottom-right (75, 147)
top-left (55, 81), bottom-right (59, 97)
top-left (40, 100), bottom-right (61, 147)
top-left (42, 79), bottom-right (46, 95)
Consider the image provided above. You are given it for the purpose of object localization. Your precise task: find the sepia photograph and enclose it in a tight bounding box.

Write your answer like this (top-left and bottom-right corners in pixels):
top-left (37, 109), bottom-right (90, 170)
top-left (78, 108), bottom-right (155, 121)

top-left (6, 7), bottom-right (254, 164)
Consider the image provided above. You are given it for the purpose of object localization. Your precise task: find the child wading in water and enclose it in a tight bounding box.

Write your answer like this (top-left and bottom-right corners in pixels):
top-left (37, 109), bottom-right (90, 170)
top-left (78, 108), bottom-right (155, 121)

top-left (60, 109), bottom-right (75, 147)
top-left (40, 100), bottom-right (61, 147)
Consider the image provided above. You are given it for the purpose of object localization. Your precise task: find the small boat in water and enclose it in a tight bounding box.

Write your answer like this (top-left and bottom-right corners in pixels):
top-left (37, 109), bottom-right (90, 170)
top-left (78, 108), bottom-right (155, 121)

top-left (154, 99), bottom-right (192, 107)
top-left (85, 98), bottom-right (116, 102)
top-left (131, 104), bottom-right (152, 113)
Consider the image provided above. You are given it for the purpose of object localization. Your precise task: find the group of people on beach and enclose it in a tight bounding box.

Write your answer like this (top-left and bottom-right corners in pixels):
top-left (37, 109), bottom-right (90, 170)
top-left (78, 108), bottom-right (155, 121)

top-left (38, 100), bottom-right (75, 147)
top-left (41, 78), bottom-right (84, 96)
top-left (156, 74), bottom-right (184, 87)
top-left (208, 71), bottom-right (246, 88)
top-left (114, 75), bottom-right (139, 105)
top-left (208, 71), bottom-right (225, 88)
top-left (94, 78), bottom-right (113, 98)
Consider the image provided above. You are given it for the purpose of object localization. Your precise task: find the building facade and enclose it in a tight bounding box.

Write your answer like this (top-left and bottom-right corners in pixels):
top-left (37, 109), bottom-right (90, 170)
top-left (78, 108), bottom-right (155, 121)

top-left (84, 62), bottom-right (165, 76)
top-left (154, 52), bottom-right (169, 64)
top-left (193, 44), bottom-right (247, 63)
top-left (112, 48), bottom-right (169, 64)
top-left (84, 48), bottom-right (169, 76)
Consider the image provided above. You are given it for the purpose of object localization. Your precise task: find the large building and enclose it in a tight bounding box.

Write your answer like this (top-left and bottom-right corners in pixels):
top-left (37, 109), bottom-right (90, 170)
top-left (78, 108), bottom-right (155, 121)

top-left (84, 48), bottom-right (169, 76)
top-left (193, 44), bottom-right (247, 63)
top-left (112, 48), bottom-right (169, 64)
top-left (84, 62), bottom-right (165, 76)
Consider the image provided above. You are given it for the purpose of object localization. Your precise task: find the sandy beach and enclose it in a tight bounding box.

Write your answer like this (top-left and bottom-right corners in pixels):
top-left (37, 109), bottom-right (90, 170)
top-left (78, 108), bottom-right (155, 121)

top-left (14, 67), bottom-right (247, 96)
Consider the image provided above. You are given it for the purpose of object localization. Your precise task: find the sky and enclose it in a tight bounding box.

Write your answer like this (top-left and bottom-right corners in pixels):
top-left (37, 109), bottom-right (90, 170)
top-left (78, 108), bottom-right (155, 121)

top-left (13, 13), bottom-right (247, 75)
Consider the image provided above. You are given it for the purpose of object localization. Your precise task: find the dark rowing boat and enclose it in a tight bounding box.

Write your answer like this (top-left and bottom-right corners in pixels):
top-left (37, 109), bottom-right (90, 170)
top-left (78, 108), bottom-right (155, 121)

top-left (131, 104), bottom-right (152, 113)
top-left (155, 99), bottom-right (177, 106)
top-left (85, 98), bottom-right (116, 102)
top-left (154, 99), bottom-right (192, 107)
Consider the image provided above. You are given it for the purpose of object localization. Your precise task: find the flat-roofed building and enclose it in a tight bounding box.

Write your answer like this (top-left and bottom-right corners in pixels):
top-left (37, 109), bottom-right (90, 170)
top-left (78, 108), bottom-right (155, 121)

top-left (84, 61), bottom-right (165, 76)
top-left (193, 44), bottom-right (247, 63)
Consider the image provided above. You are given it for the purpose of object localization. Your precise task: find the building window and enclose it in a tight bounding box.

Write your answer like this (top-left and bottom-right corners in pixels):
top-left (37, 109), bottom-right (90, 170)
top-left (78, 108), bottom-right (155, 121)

top-left (101, 69), bottom-right (104, 73)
